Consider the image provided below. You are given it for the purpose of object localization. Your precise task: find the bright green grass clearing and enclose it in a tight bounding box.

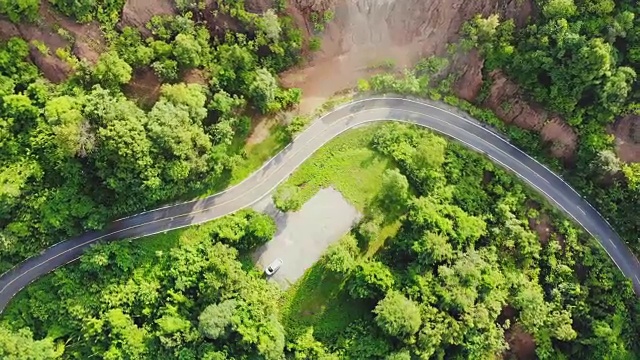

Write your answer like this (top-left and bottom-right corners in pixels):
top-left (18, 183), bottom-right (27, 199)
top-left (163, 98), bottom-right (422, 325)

top-left (278, 125), bottom-right (406, 342)
top-left (280, 254), bottom-right (372, 344)
top-left (279, 125), bottom-right (391, 213)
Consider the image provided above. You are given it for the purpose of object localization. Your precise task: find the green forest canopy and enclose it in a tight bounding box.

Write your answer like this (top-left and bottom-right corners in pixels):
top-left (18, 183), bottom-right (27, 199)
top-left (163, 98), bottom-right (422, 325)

top-left (0, 0), bottom-right (640, 358)
top-left (2, 124), bottom-right (637, 359)
top-left (0, 3), bottom-right (302, 272)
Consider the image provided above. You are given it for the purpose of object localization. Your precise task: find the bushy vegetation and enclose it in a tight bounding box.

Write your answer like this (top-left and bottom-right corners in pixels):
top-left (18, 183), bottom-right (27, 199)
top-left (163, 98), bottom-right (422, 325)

top-left (280, 124), bottom-right (639, 359)
top-left (0, 0), bottom-right (39, 22)
top-left (360, 50), bottom-right (640, 256)
top-left (48, 0), bottom-right (125, 27)
top-left (3, 120), bottom-right (638, 358)
top-left (457, 1), bottom-right (640, 251)
top-left (0, 4), bottom-right (302, 272)
top-left (1, 210), bottom-right (279, 359)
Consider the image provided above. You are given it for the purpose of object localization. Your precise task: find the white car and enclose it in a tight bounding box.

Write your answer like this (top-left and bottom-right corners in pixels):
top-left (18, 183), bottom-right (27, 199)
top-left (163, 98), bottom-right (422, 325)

top-left (265, 258), bottom-right (283, 276)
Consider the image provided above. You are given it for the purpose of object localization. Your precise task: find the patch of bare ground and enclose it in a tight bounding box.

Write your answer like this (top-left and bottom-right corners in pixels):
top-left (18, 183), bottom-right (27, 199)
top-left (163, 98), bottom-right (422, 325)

top-left (181, 68), bottom-right (209, 86)
top-left (0, 2), bottom-right (105, 82)
top-left (609, 115), bottom-right (640, 163)
top-left (504, 323), bottom-right (536, 360)
top-left (119, 0), bottom-right (177, 35)
top-left (525, 200), bottom-right (552, 244)
top-left (281, 0), bottom-right (533, 113)
top-left (124, 68), bottom-right (163, 107)
top-left (452, 49), bottom-right (485, 102)
top-left (481, 70), bottom-right (578, 162)
top-left (246, 113), bottom-right (283, 145)
top-left (528, 213), bottom-right (552, 245)
top-left (125, 67), bottom-right (211, 107)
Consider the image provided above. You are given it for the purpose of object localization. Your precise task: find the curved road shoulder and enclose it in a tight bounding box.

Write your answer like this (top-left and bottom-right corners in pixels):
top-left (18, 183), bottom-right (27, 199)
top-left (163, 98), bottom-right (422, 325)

top-left (1, 96), bottom-right (639, 313)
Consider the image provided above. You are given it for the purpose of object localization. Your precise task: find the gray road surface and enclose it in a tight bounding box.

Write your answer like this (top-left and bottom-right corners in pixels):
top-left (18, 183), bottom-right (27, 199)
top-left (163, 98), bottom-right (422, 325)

top-left (1, 96), bottom-right (639, 313)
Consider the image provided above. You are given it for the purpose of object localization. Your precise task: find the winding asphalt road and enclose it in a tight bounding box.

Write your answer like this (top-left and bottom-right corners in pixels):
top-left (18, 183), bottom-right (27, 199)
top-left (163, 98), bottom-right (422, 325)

top-left (1, 96), bottom-right (639, 313)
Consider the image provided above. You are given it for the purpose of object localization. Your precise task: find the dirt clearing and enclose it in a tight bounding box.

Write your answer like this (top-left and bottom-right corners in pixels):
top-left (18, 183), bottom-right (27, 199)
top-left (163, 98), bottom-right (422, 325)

top-left (119, 0), bottom-right (177, 35)
top-left (281, 0), bottom-right (533, 113)
top-left (610, 115), bottom-right (640, 163)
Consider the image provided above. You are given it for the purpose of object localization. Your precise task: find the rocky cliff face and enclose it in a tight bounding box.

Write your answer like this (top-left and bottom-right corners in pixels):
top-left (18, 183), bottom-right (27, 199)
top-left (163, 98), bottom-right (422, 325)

top-left (282, 0), bottom-right (534, 112)
top-left (294, 0), bottom-right (338, 13)
top-left (481, 70), bottom-right (578, 160)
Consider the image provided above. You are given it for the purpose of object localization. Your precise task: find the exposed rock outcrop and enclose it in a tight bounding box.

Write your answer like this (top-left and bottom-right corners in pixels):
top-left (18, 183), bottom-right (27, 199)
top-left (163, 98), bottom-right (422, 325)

top-left (0, 2), bottom-right (104, 82)
top-left (610, 115), bottom-right (640, 163)
top-left (481, 70), bottom-right (578, 160)
top-left (119, 0), bottom-right (177, 36)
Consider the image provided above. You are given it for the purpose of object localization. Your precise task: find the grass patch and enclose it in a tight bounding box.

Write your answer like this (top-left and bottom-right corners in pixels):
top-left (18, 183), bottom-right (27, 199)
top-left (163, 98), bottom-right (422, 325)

top-left (280, 258), bottom-right (372, 343)
top-left (229, 125), bottom-right (289, 185)
top-left (363, 220), bottom-right (402, 258)
top-left (279, 125), bottom-right (392, 213)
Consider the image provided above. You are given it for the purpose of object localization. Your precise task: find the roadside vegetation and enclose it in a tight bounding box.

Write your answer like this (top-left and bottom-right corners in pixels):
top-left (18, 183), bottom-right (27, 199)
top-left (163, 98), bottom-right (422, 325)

top-left (5, 123), bottom-right (637, 358)
top-left (1, 0), bottom-right (640, 358)
top-left (458, 1), bottom-right (640, 253)
top-left (358, 48), bottom-right (640, 258)
top-left (277, 123), bottom-right (639, 359)
top-left (1, 209), bottom-right (282, 359)
top-left (0, 2), bottom-right (303, 273)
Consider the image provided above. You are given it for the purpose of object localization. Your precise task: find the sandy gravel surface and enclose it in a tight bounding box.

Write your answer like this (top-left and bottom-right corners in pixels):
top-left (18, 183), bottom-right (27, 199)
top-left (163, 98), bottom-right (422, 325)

top-left (252, 187), bottom-right (361, 288)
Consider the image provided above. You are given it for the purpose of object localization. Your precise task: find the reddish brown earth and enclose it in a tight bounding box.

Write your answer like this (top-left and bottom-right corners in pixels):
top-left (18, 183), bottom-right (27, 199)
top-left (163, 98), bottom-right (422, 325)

top-left (124, 68), bottom-right (163, 107)
top-left (0, 2), bottom-right (104, 82)
top-left (294, 0), bottom-right (337, 13)
top-left (119, 0), bottom-right (177, 35)
top-left (479, 70), bottom-right (578, 161)
top-left (528, 213), bottom-right (552, 244)
top-left (125, 68), bottom-right (210, 107)
top-left (181, 68), bottom-right (209, 86)
top-left (610, 115), bottom-right (640, 163)
top-left (504, 323), bottom-right (537, 360)
top-left (281, 0), bottom-right (533, 113)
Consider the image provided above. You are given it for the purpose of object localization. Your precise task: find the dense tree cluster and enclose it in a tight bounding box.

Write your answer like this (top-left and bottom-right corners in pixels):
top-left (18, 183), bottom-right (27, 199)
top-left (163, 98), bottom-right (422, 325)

top-left (458, 1), bottom-right (640, 254)
top-left (290, 124), bottom-right (639, 359)
top-left (2, 122), bottom-right (638, 358)
top-left (1, 210), bottom-right (279, 359)
top-left (0, 3), bottom-right (301, 271)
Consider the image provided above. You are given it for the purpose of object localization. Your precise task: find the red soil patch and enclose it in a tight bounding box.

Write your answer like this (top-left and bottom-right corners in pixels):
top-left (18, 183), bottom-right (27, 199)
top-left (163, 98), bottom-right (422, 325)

top-left (181, 68), bottom-right (209, 86)
top-left (0, 2), bottom-right (105, 82)
top-left (281, 0), bottom-right (534, 113)
top-left (481, 70), bottom-right (578, 161)
top-left (504, 323), bottom-right (537, 360)
top-left (119, 0), bottom-right (177, 36)
top-left (609, 115), bottom-right (640, 163)
top-left (39, 2), bottom-right (105, 63)
top-left (525, 200), bottom-right (552, 244)
top-left (528, 213), bottom-right (552, 245)
top-left (124, 68), bottom-right (163, 107)
top-left (452, 50), bottom-right (485, 102)
top-left (294, 0), bottom-right (337, 14)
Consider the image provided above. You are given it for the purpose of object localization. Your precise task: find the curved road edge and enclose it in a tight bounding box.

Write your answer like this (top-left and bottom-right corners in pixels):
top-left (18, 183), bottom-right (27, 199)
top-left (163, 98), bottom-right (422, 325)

top-left (1, 96), bottom-right (639, 313)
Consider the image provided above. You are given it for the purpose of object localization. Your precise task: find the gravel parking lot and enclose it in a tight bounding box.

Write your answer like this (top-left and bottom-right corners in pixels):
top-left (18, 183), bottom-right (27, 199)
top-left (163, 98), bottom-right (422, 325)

top-left (252, 187), bottom-right (362, 289)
